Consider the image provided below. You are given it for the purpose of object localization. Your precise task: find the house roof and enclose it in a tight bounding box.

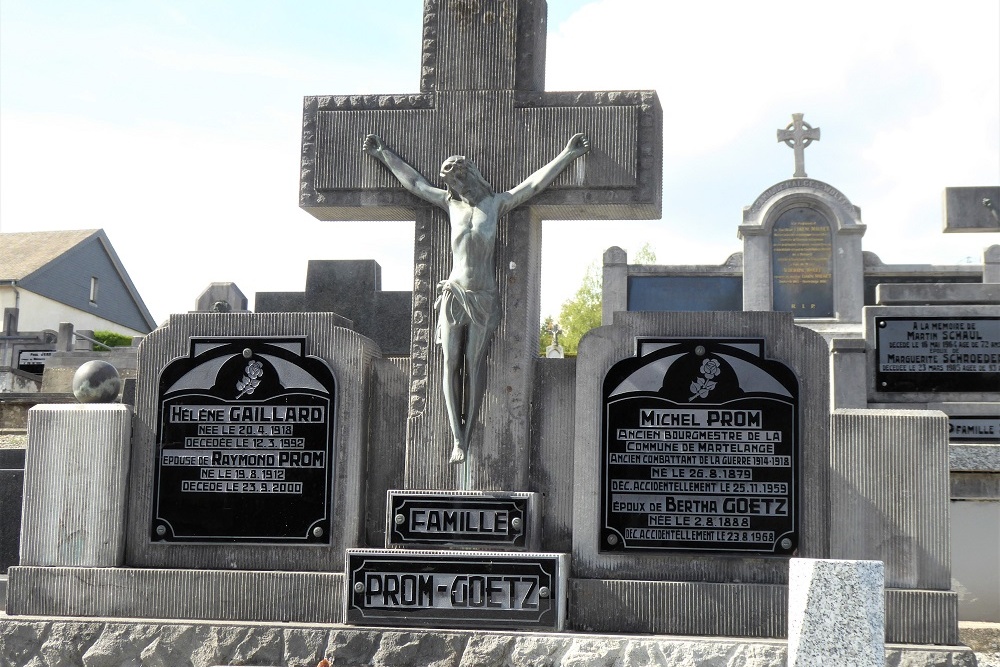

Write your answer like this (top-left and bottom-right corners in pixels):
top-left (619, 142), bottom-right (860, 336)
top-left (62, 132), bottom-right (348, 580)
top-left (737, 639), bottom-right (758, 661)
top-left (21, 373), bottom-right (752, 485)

top-left (0, 228), bottom-right (157, 332)
top-left (0, 229), bottom-right (101, 281)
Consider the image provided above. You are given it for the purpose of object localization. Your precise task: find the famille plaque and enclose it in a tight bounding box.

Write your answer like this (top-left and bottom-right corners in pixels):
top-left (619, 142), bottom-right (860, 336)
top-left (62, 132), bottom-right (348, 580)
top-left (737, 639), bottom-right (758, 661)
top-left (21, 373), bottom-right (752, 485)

top-left (601, 338), bottom-right (799, 555)
top-left (346, 549), bottom-right (566, 630)
top-left (949, 416), bottom-right (1000, 443)
top-left (151, 337), bottom-right (336, 543)
top-left (386, 491), bottom-right (539, 549)
top-left (875, 317), bottom-right (1000, 393)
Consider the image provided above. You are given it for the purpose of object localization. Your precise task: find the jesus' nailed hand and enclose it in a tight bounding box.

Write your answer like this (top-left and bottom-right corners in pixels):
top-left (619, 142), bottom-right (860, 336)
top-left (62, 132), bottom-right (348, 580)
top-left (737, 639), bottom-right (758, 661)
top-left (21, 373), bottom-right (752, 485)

top-left (363, 133), bottom-right (590, 465)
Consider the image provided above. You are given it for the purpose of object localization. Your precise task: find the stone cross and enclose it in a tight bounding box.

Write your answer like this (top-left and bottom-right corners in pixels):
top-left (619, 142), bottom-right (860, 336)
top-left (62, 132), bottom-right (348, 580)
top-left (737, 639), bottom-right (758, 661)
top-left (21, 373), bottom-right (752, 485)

top-left (548, 323), bottom-right (563, 347)
top-left (777, 113), bottom-right (821, 178)
top-left (300, 0), bottom-right (661, 491)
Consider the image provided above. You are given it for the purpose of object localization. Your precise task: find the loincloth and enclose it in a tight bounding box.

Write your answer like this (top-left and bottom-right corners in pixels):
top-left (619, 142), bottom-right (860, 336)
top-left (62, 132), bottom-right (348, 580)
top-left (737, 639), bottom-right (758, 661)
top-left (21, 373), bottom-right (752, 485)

top-left (434, 280), bottom-right (501, 343)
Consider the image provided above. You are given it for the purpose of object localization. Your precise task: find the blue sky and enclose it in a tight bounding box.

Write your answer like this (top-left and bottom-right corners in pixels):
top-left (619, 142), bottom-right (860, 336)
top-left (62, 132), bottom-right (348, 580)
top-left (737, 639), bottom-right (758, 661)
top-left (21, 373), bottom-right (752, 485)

top-left (2, 0), bottom-right (998, 325)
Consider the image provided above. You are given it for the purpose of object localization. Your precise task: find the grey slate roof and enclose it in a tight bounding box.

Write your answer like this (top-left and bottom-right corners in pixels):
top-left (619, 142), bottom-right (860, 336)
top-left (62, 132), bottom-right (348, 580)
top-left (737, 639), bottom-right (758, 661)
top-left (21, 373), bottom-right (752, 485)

top-left (0, 229), bottom-right (99, 281)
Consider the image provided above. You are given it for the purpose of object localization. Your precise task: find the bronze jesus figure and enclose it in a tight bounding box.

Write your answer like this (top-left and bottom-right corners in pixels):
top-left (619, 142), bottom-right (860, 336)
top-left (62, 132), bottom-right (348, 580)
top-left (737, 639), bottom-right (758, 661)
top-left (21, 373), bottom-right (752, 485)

top-left (364, 133), bottom-right (590, 464)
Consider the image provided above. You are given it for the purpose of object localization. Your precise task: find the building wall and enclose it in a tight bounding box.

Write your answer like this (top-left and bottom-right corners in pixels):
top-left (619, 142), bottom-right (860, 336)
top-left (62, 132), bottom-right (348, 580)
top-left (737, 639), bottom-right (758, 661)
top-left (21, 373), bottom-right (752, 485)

top-left (0, 288), bottom-right (146, 337)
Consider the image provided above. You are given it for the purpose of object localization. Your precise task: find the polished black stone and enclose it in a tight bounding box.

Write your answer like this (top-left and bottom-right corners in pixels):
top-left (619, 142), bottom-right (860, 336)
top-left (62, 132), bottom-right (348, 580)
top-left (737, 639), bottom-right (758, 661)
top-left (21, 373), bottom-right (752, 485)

top-left (151, 337), bottom-right (336, 544)
top-left (949, 416), bottom-right (1000, 442)
top-left (875, 316), bottom-right (1000, 393)
top-left (386, 492), bottom-right (532, 548)
top-left (600, 338), bottom-right (799, 555)
top-left (345, 549), bottom-right (564, 630)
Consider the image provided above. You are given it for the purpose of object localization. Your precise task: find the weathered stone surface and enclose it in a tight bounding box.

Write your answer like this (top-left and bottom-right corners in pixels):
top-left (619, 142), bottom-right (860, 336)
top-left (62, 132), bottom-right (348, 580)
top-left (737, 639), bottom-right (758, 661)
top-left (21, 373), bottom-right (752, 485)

top-left (0, 617), bottom-right (981, 667)
top-left (81, 622), bottom-right (159, 667)
top-left (370, 631), bottom-right (466, 667)
top-left (459, 634), bottom-right (514, 666)
top-left (0, 619), bottom-right (46, 667)
top-left (325, 629), bottom-right (381, 666)
top-left (138, 623), bottom-right (198, 667)
top-left (39, 621), bottom-right (104, 667)
top-left (283, 628), bottom-right (328, 667)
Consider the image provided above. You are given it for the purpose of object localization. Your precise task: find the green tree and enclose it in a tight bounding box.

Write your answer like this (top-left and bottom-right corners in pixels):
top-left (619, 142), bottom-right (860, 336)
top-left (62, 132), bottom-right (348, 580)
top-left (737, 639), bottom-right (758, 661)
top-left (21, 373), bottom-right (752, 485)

top-left (555, 262), bottom-right (601, 356)
top-left (541, 244), bottom-right (657, 357)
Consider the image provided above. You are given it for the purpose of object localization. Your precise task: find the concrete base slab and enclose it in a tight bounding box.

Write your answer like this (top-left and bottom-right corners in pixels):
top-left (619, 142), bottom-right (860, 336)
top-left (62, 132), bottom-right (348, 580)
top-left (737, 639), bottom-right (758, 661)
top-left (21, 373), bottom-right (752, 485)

top-left (0, 615), bottom-right (979, 667)
top-left (7, 567), bottom-right (961, 646)
top-left (571, 577), bottom-right (959, 645)
top-left (6, 566), bottom-right (345, 624)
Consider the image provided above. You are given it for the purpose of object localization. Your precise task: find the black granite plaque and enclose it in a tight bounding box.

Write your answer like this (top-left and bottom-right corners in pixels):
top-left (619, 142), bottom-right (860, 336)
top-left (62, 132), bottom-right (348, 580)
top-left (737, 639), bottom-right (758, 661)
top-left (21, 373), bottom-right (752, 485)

top-left (346, 549), bottom-right (566, 630)
top-left (600, 339), bottom-right (798, 554)
top-left (875, 317), bottom-right (1000, 393)
top-left (770, 207), bottom-right (834, 318)
top-left (386, 491), bottom-right (537, 549)
top-left (17, 349), bottom-right (54, 375)
top-left (152, 337), bottom-right (336, 543)
top-left (949, 416), bottom-right (1000, 442)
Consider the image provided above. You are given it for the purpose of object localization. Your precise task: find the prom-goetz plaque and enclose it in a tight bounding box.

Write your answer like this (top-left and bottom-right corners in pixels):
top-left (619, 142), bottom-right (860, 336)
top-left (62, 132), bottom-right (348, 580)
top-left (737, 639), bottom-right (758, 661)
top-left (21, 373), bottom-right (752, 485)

top-left (875, 317), bottom-right (1000, 393)
top-left (386, 491), bottom-right (540, 549)
top-left (601, 338), bottom-right (799, 555)
top-left (152, 337), bottom-right (336, 543)
top-left (346, 549), bottom-right (566, 630)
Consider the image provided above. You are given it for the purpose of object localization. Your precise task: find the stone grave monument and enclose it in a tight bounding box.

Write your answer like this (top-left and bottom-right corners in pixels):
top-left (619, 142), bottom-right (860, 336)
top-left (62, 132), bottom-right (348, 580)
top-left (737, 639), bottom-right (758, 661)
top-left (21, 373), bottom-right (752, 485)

top-left (741, 113), bottom-right (866, 323)
top-left (0, 2), bottom-right (982, 665)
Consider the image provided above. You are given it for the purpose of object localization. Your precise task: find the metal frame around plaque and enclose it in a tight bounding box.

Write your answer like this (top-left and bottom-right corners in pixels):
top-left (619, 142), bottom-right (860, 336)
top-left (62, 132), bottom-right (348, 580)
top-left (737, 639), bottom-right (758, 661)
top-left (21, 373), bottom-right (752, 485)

top-left (385, 490), bottom-right (541, 550)
top-left (600, 338), bottom-right (799, 555)
top-left (874, 316), bottom-right (1000, 394)
top-left (345, 549), bottom-right (567, 630)
top-left (151, 336), bottom-right (337, 544)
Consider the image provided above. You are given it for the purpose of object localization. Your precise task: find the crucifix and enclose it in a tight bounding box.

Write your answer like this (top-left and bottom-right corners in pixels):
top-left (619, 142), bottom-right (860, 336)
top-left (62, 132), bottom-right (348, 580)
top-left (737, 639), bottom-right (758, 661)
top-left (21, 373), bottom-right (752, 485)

top-left (300, 0), bottom-right (662, 491)
top-left (777, 113), bottom-right (821, 178)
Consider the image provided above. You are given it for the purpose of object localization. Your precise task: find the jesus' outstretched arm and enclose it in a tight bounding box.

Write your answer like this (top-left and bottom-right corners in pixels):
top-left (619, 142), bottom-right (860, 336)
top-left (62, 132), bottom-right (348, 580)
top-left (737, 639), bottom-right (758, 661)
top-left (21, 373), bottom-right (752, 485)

top-left (363, 134), bottom-right (449, 209)
top-left (502, 133), bottom-right (590, 213)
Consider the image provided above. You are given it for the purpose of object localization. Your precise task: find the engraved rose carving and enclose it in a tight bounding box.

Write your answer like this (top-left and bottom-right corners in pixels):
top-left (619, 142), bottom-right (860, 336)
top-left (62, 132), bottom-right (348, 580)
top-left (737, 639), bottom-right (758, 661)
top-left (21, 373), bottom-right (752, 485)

top-left (689, 357), bottom-right (721, 401)
top-left (700, 359), bottom-right (721, 379)
top-left (236, 360), bottom-right (264, 398)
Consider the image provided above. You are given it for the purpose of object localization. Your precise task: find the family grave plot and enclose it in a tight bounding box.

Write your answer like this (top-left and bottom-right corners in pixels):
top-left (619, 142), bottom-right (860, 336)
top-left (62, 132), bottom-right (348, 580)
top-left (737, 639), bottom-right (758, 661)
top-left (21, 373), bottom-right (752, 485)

top-left (0, 1), bottom-right (978, 660)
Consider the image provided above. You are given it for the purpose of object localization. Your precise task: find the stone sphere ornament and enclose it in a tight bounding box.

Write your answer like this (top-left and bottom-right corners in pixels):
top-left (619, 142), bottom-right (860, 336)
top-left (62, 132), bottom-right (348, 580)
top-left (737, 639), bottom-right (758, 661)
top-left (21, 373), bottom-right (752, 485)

top-left (72, 360), bottom-right (123, 403)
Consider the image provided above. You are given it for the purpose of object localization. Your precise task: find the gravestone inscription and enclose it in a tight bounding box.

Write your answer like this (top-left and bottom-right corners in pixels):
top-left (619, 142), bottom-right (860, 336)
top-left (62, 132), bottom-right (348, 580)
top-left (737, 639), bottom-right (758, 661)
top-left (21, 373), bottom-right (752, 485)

top-left (152, 337), bottom-right (336, 543)
top-left (386, 490), bottom-right (539, 549)
top-left (346, 549), bottom-right (566, 630)
top-left (949, 416), bottom-right (1000, 442)
top-left (600, 338), bottom-right (798, 555)
top-left (771, 207), bottom-right (834, 317)
top-left (874, 316), bottom-right (1000, 393)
